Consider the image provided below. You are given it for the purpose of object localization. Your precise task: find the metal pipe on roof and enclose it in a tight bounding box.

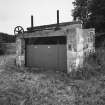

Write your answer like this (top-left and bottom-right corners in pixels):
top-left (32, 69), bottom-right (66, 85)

top-left (31, 15), bottom-right (34, 28)
top-left (57, 10), bottom-right (59, 27)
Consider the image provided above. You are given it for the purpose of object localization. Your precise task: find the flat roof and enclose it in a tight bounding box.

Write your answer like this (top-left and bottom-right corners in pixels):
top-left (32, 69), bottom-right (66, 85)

top-left (27, 21), bottom-right (81, 32)
top-left (17, 21), bottom-right (81, 38)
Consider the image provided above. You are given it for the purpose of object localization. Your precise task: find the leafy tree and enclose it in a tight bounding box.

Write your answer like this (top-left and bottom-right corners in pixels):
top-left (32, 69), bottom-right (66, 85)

top-left (72, 0), bottom-right (91, 28)
top-left (72, 0), bottom-right (105, 32)
top-left (88, 0), bottom-right (105, 32)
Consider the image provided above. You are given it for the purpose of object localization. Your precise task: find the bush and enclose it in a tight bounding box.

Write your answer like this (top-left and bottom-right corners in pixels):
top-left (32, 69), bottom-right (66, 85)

top-left (0, 49), bottom-right (4, 55)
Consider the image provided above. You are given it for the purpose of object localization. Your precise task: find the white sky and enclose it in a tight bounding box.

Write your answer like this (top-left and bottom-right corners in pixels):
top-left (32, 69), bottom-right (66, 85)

top-left (0, 0), bottom-right (74, 35)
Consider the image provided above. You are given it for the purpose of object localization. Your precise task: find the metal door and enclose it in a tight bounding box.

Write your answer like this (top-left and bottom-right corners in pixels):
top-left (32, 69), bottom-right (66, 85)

top-left (26, 44), bottom-right (67, 70)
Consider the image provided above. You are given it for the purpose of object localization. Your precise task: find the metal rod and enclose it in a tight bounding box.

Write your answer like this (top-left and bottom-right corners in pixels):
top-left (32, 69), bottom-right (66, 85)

top-left (31, 15), bottom-right (34, 28)
top-left (57, 10), bottom-right (59, 27)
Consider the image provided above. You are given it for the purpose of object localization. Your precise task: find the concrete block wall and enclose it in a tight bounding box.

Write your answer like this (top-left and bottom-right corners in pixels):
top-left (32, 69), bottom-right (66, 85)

top-left (16, 23), bottom-right (95, 72)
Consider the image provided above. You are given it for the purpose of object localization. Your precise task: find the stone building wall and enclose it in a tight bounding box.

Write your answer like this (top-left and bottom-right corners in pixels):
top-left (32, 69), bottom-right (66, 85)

top-left (16, 38), bottom-right (25, 67)
top-left (67, 28), bottom-right (95, 72)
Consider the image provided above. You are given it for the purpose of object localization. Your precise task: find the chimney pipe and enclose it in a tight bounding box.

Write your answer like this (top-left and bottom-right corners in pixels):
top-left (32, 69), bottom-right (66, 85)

top-left (31, 15), bottom-right (34, 28)
top-left (57, 10), bottom-right (59, 26)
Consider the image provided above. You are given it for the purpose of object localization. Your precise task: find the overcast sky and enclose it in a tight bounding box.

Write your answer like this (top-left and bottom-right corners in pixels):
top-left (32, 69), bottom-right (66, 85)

top-left (0, 0), bottom-right (74, 35)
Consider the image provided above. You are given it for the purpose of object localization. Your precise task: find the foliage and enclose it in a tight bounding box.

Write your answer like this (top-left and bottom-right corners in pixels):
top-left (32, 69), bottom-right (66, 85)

top-left (72, 0), bottom-right (91, 28)
top-left (0, 32), bottom-right (16, 55)
top-left (0, 67), bottom-right (75, 105)
top-left (88, 0), bottom-right (105, 32)
top-left (0, 32), bottom-right (16, 43)
top-left (72, 0), bottom-right (88, 19)
top-left (72, 0), bottom-right (105, 32)
top-left (1, 54), bottom-right (105, 105)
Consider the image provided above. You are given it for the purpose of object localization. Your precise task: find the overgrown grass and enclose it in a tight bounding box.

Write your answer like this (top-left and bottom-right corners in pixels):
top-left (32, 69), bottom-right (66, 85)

top-left (0, 46), bottom-right (105, 105)
top-left (0, 57), bottom-right (76, 105)
top-left (68, 47), bottom-right (105, 105)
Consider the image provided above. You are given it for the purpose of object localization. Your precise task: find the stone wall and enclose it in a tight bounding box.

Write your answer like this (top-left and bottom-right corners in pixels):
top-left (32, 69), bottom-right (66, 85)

top-left (16, 38), bottom-right (25, 67)
top-left (67, 28), bottom-right (95, 72)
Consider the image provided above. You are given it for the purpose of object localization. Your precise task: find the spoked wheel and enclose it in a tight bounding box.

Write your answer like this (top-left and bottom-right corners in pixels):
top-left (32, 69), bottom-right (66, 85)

top-left (14, 26), bottom-right (24, 35)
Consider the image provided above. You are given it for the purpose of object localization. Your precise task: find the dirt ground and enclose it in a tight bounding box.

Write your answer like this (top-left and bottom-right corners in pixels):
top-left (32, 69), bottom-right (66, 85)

top-left (0, 55), bottom-right (105, 105)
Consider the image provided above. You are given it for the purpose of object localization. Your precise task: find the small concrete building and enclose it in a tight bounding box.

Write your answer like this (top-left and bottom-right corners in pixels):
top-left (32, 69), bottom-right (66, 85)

top-left (16, 13), bottom-right (95, 73)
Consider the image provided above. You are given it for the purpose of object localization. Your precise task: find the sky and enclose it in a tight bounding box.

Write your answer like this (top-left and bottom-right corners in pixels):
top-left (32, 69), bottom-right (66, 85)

top-left (0, 0), bottom-right (74, 35)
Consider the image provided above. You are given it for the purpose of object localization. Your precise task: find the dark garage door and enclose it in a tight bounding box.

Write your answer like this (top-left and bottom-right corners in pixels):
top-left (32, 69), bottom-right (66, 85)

top-left (25, 36), bottom-right (67, 71)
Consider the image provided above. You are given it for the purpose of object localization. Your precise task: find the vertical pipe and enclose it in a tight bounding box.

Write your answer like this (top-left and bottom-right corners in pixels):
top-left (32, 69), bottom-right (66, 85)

top-left (31, 15), bottom-right (34, 28)
top-left (57, 10), bottom-right (59, 27)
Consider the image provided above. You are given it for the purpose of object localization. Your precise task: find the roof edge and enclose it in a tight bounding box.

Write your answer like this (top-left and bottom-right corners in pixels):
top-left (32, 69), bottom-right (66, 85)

top-left (27, 21), bottom-right (81, 31)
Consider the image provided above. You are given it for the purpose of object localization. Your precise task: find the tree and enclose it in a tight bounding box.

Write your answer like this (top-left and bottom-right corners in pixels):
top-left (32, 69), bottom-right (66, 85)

top-left (72, 0), bottom-right (91, 28)
top-left (72, 0), bottom-right (105, 32)
top-left (88, 0), bottom-right (105, 32)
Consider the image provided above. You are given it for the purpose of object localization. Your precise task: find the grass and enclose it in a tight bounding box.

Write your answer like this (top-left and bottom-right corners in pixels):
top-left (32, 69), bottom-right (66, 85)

top-left (0, 47), bottom-right (105, 105)
top-left (0, 55), bottom-right (76, 105)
